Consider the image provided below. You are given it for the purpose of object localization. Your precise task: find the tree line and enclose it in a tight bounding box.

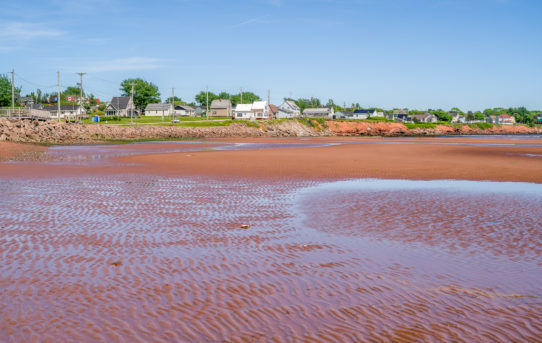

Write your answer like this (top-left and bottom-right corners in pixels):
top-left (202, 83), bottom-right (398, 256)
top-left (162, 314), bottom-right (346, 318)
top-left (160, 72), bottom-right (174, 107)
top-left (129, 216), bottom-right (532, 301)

top-left (1, 74), bottom-right (540, 124)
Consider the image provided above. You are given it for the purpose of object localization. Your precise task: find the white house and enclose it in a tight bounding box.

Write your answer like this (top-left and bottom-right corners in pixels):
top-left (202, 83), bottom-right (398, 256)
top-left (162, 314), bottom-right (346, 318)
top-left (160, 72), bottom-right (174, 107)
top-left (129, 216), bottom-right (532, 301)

top-left (412, 113), bottom-right (438, 123)
top-left (346, 109), bottom-right (377, 119)
top-left (174, 104), bottom-right (195, 116)
top-left (43, 105), bottom-right (87, 119)
top-left (450, 112), bottom-right (466, 123)
top-left (303, 107), bottom-right (334, 119)
top-left (105, 96), bottom-right (135, 117)
top-left (145, 103), bottom-right (173, 116)
top-left (234, 104), bottom-right (253, 119)
top-left (277, 100), bottom-right (301, 118)
top-left (252, 101), bottom-right (269, 119)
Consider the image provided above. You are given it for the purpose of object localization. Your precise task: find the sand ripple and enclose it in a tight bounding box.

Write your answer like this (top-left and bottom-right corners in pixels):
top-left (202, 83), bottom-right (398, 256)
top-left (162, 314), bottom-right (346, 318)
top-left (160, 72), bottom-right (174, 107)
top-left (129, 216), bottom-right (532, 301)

top-left (1, 177), bottom-right (541, 342)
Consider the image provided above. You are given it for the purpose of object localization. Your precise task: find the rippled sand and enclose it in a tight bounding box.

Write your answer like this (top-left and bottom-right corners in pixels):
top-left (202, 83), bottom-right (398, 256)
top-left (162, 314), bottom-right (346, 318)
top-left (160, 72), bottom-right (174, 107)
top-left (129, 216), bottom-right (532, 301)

top-left (1, 137), bottom-right (542, 342)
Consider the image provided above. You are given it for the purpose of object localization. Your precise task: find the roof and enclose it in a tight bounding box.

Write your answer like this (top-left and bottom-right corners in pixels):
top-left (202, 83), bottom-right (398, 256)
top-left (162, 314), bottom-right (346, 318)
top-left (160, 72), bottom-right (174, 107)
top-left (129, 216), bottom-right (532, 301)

top-left (109, 96), bottom-right (131, 110)
top-left (174, 104), bottom-right (194, 111)
top-left (235, 104), bottom-right (252, 112)
top-left (210, 99), bottom-right (231, 109)
top-left (252, 101), bottom-right (267, 110)
top-left (353, 109), bottom-right (375, 114)
top-left (145, 103), bottom-right (171, 111)
top-left (304, 107), bottom-right (332, 114)
top-left (393, 110), bottom-right (408, 115)
top-left (412, 113), bottom-right (436, 120)
top-left (269, 104), bottom-right (278, 114)
top-left (286, 100), bottom-right (300, 110)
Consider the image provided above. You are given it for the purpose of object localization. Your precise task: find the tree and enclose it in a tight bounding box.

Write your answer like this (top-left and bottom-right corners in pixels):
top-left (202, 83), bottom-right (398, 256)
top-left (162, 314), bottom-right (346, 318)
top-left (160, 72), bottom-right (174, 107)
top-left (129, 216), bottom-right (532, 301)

top-left (217, 91), bottom-right (230, 100)
top-left (0, 74), bottom-right (21, 107)
top-left (230, 91), bottom-right (261, 105)
top-left (450, 107), bottom-right (463, 114)
top-left (120, 78), bottom-right (161, 111)
top-left (326, 99), bottom-right (335, 107)
top-left (195, 91), bottom-right (217, 106)
top-left (165, 96), bottom-right (184, 105)
top-left (430, 109), bottom-right (452, 122)
top-left (63, 86), bottom-right (81, 96)
top-left (293, 97), bottom-right (321, 112)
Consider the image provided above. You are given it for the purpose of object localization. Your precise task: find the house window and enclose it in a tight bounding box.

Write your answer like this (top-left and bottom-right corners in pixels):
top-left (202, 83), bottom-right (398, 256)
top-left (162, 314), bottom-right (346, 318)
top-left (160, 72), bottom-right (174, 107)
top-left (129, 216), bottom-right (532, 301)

top-left (213, 111), bottom-right (216, 115)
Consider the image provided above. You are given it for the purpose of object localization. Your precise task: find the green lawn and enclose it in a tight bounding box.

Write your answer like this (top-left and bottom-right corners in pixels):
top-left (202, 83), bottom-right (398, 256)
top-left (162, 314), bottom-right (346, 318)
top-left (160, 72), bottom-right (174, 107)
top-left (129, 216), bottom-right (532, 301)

top-left (81, 116), bottom-right (263, 128)
top-left (82, 116), bottom-right (231, 125)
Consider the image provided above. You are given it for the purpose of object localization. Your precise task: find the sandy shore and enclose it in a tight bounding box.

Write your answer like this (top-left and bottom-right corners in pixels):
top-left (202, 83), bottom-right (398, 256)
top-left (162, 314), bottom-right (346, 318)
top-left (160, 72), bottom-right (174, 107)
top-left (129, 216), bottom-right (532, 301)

top-left (1, 136), bottom-right (542, 342)
top-left (1, 137), bottom-right (542, 183)
top-left (116, 136), bottom-right (542, 183)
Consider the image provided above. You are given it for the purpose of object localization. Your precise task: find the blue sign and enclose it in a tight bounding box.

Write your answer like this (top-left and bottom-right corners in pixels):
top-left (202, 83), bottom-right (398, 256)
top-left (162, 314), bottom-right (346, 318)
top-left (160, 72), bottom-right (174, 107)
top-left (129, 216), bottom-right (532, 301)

top-left (53, 97), bottom-right (58, 102)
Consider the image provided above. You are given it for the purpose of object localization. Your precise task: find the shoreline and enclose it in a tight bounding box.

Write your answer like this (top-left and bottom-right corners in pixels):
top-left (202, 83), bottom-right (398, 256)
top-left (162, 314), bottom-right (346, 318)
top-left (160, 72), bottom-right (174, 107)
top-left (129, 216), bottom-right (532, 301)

top-left (2, 136), bottom-right (542, 184)
top-left (1, 118), bottom-right (541, 145)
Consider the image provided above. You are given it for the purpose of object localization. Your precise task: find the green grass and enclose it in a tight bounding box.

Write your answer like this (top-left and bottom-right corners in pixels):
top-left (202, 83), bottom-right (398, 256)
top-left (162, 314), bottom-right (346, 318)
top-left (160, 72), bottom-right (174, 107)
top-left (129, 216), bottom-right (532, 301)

top-left (404, 123), bottom-right (437, 129)
top-left (468, 122), bottom-right (493, 130)
top-left (82, 116), bottom-right (229, 125)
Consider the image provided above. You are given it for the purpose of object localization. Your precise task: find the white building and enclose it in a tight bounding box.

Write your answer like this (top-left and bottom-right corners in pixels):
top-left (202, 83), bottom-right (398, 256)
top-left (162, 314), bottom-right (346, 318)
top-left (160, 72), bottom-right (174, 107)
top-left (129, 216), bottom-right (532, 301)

top-left (145, 103), bottom-right (173, 116)
top-left (303, 107), bottom-right (334, 119)
top-left (174, 104), bottom-right (195, 116)
top-left (234, 104), bottom-right (253, 119)
top-left (252, 101), bottom-right (269, 119)
top-left (43, 105), bottom-right (87, 119)
top-left (105, 96), bottom-right (135, 117)
top-left (450, 112), bottom-right (466, 123)
top-left (277, 100), bottom-right (301, 119)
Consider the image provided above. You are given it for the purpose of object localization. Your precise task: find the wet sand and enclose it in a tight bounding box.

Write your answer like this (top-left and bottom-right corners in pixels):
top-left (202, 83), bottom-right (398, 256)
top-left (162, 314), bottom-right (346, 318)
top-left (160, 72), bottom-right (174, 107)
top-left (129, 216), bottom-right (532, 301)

top-left (1, 136), bottom-right (542, 342)
top-left (118, 137), bottom-right (542, 183)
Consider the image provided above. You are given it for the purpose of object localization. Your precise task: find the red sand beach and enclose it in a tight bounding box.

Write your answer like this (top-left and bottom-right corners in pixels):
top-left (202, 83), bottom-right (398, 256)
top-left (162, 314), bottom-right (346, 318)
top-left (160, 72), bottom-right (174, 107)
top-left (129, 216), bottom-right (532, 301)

top-left (1, 136), bottom-right (542, 342)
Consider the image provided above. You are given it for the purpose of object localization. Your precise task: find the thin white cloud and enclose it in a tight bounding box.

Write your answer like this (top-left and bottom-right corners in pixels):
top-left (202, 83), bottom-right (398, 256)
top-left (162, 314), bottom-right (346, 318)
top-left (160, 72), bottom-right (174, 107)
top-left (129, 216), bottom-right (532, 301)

top-left (80, 57), bottom-right (166, 73)
top-left (0, 22), bottom-right (66, 41)
top-left (230, 16), bottom-right (270, 28)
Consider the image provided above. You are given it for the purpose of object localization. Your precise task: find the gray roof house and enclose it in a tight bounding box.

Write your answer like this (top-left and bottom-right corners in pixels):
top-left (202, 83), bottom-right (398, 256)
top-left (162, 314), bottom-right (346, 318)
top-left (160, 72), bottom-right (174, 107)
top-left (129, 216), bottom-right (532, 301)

top-left (42, 105), bottom-right (87, 119)
top-left (303, 107), bottom-right (334, 118)
top-left (144, 103), bottom-right (173, 116)
top-left (174, 104), bottom-right (195, 116)
top-left (209, 99), bottom-right (232, 117)
top-left (412, 113), bottom-right (438, 123)
top-left (277, 100), bottom-right (301, 119)
top-left (105, 96), bottom-right (135, 117)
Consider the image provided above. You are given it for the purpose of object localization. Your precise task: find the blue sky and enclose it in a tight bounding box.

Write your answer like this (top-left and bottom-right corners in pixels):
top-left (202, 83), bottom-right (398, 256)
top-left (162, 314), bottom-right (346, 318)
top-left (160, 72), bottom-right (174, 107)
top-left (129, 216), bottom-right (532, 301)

top-left (1, 0), bottom-right (541, 110)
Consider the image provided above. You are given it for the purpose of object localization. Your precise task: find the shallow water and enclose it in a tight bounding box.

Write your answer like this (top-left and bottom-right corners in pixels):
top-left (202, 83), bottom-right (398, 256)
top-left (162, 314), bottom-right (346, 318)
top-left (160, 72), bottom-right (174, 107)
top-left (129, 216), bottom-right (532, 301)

top-left (1, 175), bottom-right (541, 342)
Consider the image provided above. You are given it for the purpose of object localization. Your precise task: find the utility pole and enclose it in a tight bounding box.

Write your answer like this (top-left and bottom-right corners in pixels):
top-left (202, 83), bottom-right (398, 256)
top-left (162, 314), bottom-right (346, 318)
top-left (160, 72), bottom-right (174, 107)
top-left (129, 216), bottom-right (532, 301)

top-left (11, 69), bottom-right (15, 117)
top-left (206, 85), bottom-right (209, 120)
top-left (268, 88), bottom-right (271, 119)
top-left (240, 87), bottom-right (243, 104)
top-left (171, 87), bottom-right (174, 119)
top-left (57, 71), bottom-right (61, 122)
top-left (130, 82), bottom-right (134, 125)
top-left (77, 72), bottom-right (86, 122)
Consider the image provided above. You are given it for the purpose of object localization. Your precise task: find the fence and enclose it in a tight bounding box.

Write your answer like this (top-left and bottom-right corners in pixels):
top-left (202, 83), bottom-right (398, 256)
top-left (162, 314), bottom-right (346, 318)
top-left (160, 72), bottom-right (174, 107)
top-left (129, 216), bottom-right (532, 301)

top-left (0, 107), bottom-right (51, 120)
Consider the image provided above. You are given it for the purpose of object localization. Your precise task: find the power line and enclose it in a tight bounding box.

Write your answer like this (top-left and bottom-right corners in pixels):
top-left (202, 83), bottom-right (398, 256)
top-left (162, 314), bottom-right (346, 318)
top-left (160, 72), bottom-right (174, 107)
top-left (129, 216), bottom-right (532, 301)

top-left (14, 73), bottom-right (57, 89)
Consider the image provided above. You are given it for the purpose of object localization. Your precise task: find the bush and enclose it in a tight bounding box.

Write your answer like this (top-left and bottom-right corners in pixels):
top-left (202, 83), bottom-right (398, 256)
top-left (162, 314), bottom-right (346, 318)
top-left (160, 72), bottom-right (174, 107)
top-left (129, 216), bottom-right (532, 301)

top-left (404, 123), bottom-right (436, 129)
top-left (468, 122), bottom-right (493, 130)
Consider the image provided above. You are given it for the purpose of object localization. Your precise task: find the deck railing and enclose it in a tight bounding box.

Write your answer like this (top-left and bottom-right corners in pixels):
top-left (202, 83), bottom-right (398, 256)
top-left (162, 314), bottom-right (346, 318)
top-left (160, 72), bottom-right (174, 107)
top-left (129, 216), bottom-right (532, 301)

top-left (0, 107), bottom-right (51, 120)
